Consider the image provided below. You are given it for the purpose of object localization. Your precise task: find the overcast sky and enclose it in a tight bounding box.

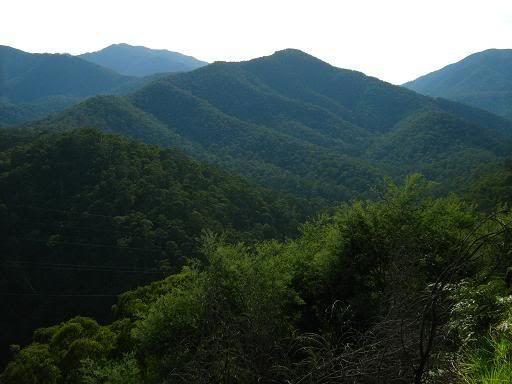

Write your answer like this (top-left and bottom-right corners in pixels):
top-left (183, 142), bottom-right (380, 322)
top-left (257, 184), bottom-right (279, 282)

top-left (2, 0), bottom-right (511, 84)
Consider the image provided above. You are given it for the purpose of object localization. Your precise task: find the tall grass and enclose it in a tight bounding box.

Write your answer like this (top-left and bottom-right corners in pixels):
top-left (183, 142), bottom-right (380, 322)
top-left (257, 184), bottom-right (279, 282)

top-left (460, 333), bottom-right (512, 383)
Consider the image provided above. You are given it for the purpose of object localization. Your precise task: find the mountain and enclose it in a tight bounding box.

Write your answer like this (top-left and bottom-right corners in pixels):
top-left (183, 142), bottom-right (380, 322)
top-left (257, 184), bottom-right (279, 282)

top-left (0, 45), bottom-right (159, 127)
top-left (26, 49), bottom-right (512, 200)
top-left (403, 49), bottom-right (512, 118)
top-left (0, 128), bottom-right (314, 369)
top-left (80, 43), bottom-right (207, 76)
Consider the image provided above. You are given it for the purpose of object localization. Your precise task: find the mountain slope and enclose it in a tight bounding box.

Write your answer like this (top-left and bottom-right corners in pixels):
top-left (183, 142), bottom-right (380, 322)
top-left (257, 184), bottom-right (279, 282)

top-left (80, 43), bottom-right (207, 76)
top-left (403, 49), bottom-right (512, 117)
top-left (26, 49), bottom-right (512, 200)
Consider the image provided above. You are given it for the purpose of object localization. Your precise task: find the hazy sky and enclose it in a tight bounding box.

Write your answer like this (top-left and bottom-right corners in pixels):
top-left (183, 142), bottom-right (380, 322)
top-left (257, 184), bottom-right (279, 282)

top-left (2, 0), bottom-right (512, 84)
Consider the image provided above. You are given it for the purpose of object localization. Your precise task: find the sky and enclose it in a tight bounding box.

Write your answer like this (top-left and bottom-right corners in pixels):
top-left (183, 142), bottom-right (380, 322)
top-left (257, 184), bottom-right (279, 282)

top-left (1, 0), bottom-right (512, 84)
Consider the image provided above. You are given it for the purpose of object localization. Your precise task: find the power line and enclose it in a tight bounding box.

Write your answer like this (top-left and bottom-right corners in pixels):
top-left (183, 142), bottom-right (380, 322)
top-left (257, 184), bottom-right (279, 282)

top-left (2, 206), bottom-right (176, 253)
top-left (4, 217), bottom-right (129, 236)
top-left (6, 260), bottom-right (159, 270)
top-left (12, 237), bottom-right (163, 252)
top-left (0, 293), bottom-right (120, 297)
top-left (2, 203), bottom-right (123, 220)
top-left (1, 261), bottom-right (166, 274)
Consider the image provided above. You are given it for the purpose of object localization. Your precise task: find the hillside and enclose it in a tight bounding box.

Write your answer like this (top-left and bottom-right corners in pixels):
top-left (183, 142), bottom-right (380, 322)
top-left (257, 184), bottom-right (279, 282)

top-left (403, 49), bottom-right (512, 117)
top-left (0, 128), bottom-right (314, 368)
top-left (80, 43), bottom-right (207, 76)
top-left (28, 49), bottom-right (512, 200)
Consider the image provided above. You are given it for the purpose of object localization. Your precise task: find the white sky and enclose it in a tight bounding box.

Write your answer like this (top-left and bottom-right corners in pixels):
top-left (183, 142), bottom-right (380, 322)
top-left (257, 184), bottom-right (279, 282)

top-left (2, 0), bottom-right (512, 84)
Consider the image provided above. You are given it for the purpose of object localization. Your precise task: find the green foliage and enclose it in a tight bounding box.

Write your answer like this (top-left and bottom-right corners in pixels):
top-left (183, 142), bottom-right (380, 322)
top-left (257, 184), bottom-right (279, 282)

top-left (448, 279), bottom-right (511, 345)
top-left (121, 176), bottom-right (507, 382)
top-left (458, 322), bottom-right (512, 383)
top-left (79, 354), bottom-right (141, 384)
top-left (0, 344), bottom-right (60, 384)
top-left (131, 234), bottom-right (302, 382)
top-left (0, 316), bottom-right (134, 384)
top-left (445, 249), bottom-right (512, 379)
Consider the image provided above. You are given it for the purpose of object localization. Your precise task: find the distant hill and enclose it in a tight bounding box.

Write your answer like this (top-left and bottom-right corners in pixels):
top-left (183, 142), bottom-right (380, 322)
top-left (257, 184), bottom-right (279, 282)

top-left (0, 45), bottom-right (157, 126)
top-left (80, 43), bottom-right (207, 76)
top-left (27, 49), bottom-right (512, 200)
top-left (403, 49), bottom-right (512, 118)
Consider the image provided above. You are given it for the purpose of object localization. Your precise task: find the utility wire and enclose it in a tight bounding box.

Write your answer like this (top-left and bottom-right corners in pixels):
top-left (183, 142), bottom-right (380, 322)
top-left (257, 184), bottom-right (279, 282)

top-left (4, 217), bottom-right (129, 236)
top-left (2, 203), bottom-right (123, 220)
top-left (0, 293), bottom-right (120, 297)
top-left (1, 261), bottom-right (166, 274)
top-left (12, 237), bottom-right (163, 252)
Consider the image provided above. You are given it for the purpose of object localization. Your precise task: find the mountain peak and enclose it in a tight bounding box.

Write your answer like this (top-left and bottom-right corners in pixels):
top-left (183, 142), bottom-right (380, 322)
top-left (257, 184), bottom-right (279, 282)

top-left (80, 44), bottom-right (207, 76)
top-left (248, 48), bottom-right (332, 70)
top-left (272, 48), bottom-right (310, 56)
top-left (269, 48), bottom-right (321, 61)
top-left (103, 43), bottom-right (158, 52)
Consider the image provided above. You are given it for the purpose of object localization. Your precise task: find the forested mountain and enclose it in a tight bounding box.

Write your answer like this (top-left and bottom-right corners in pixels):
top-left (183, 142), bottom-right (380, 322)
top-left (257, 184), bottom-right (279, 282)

top-left (403, 49), bottom-right (512, 118)
top-left (29, 49), bottom-right (512, 200)
top-left (80, 44), bottom-right (207, 76)
top-left (0, 129), bottom-right (315, 369)
top-left (0, 46), bottom-right (157, 127)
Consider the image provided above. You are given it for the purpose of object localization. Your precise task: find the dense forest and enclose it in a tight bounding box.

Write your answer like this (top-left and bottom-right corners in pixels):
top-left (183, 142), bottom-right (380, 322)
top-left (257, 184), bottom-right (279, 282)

top-left (0, 129), bottom-right (317, 369)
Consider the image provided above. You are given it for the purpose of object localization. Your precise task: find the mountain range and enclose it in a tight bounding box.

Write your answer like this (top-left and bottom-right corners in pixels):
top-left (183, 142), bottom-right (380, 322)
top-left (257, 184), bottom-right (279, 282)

top-left (80, 43), bottom-right (207, 76)
top-left (3, 44), bottom-right (512, 382)
top-left (0, 44), bottom-right (205, 127)
top-left (26, 48), bottom-right (512, 201)
top-left (403, 49), bottom-right (512, 119)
